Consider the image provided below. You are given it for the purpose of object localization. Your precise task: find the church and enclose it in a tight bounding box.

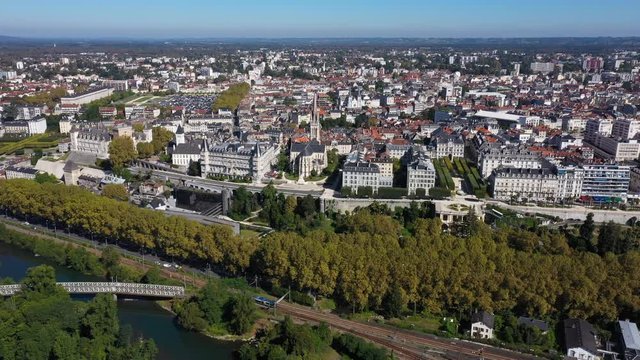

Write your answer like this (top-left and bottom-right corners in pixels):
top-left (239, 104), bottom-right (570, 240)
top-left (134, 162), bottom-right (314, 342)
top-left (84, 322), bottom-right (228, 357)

top-left (289, 93), bottom-right (327, 179)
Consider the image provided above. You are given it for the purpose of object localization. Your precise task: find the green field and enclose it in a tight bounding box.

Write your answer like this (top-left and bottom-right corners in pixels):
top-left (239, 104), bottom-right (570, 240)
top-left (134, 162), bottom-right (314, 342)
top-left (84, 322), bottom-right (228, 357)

top-left (0, 134), bottom-right (63, 155)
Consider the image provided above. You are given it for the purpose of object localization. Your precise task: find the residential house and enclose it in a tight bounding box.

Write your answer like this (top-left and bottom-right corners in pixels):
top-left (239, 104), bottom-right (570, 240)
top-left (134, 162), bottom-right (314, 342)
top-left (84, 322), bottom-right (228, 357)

top-left (563, 319), bottom-right (601, 360)
top-left (470, 311), bottom-right (495, 340)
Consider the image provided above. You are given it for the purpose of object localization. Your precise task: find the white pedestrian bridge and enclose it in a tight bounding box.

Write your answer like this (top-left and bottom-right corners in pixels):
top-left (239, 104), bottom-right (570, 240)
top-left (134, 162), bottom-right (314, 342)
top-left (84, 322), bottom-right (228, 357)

top-left (0, 282), bottom-right (185, 298)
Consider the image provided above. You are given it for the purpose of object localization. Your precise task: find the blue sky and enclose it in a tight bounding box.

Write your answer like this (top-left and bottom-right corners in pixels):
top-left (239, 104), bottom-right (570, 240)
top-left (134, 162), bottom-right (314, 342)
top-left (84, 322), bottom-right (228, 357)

top-left (2, 0), bottom-right (638, 38)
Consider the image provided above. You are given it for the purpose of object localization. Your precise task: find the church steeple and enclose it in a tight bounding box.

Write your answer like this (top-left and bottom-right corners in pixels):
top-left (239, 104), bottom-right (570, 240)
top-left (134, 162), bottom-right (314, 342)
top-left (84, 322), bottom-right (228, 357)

top-left (310, 93), bottom-right (321, 142)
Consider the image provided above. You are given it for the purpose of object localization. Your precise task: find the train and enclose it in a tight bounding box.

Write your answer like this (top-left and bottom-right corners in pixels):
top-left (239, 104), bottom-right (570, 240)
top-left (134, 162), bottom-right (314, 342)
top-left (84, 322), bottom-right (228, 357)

top-left (254, 296), bottom-right (276, 308)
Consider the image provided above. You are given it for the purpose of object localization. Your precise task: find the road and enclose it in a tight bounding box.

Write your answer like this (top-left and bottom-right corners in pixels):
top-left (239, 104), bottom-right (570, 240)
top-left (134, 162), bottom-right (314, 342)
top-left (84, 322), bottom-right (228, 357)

top-left (4, 217), bottom-right (540, 360)
top-left (486, 200), bottom-right (640, 224)
top-left (130, 166), bottom-right (325, 198)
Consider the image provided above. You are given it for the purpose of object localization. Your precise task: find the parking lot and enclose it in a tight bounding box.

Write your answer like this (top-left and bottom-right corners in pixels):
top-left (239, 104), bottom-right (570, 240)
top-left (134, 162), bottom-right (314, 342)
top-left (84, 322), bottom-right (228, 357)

top-left (159, 94), bottom-right (215, 113)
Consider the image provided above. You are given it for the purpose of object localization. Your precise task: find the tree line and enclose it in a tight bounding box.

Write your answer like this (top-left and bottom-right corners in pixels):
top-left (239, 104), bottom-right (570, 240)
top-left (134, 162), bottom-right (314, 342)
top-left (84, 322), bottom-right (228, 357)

top-left (1, 179), bottom-right (640, 328)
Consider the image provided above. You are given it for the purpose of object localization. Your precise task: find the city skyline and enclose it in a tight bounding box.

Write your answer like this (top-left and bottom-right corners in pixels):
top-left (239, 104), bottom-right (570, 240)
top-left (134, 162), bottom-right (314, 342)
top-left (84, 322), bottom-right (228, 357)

top-left (1, 0), bottom-right (639, 39)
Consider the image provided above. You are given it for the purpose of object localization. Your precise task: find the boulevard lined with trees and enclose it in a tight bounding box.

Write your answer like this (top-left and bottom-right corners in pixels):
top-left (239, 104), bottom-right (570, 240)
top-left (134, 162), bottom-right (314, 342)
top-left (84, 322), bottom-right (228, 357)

top-left (1, 179), bottom-right (639, 339)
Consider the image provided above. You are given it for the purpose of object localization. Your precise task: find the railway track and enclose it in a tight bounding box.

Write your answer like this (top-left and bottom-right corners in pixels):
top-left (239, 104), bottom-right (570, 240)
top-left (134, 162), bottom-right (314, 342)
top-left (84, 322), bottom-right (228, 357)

top-left (277, 302), bottom-right (538, 360)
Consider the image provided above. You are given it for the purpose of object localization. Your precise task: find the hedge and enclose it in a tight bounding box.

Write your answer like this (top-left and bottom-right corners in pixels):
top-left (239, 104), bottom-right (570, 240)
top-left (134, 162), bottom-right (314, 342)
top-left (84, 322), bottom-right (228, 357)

top-left (471, 167), bottom-right (483, 182)
top-left (454, 158), bottom-right (465, 175)
top-left (375, 187), bottom-right (408, 199)
top-left (429, 187), bottom-right (452, 199)
top-left (443, 157), bottom-right (454, 172)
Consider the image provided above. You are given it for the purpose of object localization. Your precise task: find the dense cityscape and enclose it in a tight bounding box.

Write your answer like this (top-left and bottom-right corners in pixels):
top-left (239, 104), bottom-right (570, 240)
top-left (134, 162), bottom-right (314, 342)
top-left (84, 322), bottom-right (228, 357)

top-left (0, 2), bottom-right (640, 360)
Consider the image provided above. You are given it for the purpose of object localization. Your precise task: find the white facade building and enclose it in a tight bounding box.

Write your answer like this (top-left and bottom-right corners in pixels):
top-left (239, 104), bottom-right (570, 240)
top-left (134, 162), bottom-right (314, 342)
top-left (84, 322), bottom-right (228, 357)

top-left (407, 157), bottom-right (436, 196)
top-left (342, 161), bottom-right (381, 194)
top-left (69, 127), bottom-right (112, 159)
top-left (61, 87), bottom-right (114, 105)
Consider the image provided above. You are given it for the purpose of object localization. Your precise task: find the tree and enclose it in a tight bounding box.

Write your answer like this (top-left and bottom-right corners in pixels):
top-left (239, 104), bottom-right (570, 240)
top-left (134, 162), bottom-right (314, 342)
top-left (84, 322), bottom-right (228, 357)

top-left (101, 246), bottom-right (121, 279)
top-left (35, 172), bottom-right (59, 184)
top-left (109, 136), bottom-right (136, 168)
top-left (151, 127), bottom-right (174, 154)
top-left (276, 150), bottom-right (290, 172)
top-left (597, 221), bottom-right (627, 254)
top-left (229, 187), bottom-right (254, 220)
top-left (187, 160), bottom-right (201, 177)
top-left (102, 184), bottom-right (129, 201)
top-left (2, 103), bottom-right (18, 120)
top-left (132, 123), bottom-right (145, 132)
top-left (176, 302), bottom-right (207, 331)
top-left (136, 142), bottom-right (154, 159)
top-left (226, 294), bottom-right (256, 335)
top-left (81, 293), bottom-right (119, 343)
top-left (21, 265), bottom-right (63, 296)
top-left (383, 283), bottom-right (405, 318)
top-left (580, 213), bottom-right (596, 243)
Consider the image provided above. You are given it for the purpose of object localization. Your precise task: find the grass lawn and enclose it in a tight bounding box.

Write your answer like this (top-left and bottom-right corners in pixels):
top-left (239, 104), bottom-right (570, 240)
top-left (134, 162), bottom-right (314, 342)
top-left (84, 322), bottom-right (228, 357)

top-left (316, 298), bottom-right (336, 311)
top-left (284, 172), bottom-right (299, 181)
top-left (387, 314), bottom-right (442, 334)
top-left (118, 94), bottom-right (145, 105)
top-left (305, 175), bottom-right (327, 182)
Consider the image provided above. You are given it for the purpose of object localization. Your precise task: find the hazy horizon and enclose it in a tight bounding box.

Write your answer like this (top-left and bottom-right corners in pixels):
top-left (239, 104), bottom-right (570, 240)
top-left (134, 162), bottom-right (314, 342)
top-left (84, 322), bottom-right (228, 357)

top-left (1, 0), bottom-right (639, 39)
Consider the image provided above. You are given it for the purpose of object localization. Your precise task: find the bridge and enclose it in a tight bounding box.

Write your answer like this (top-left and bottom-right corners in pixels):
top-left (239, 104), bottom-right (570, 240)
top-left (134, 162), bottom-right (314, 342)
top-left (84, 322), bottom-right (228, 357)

top-left (0, 282), bottom-right (185, 299)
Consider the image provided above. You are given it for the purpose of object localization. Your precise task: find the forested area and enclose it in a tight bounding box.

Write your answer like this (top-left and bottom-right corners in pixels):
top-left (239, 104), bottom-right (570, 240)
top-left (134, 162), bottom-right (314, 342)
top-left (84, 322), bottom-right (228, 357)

top-left (173, 280), bottom-right (256, 336)
top-left (1, 179), bottom-right (640, 330)
top-left (0, 265), bottom-right (157, 359)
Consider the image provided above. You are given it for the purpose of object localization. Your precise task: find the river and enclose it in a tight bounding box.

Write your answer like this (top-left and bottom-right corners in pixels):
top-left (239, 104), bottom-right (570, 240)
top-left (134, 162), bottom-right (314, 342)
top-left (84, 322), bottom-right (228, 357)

top-left (0, 241), bottom-right (240, 360)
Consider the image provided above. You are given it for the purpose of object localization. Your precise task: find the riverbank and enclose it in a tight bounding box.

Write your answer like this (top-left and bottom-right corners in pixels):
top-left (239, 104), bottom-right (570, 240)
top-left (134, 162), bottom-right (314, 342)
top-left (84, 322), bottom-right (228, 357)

top-left (0, 239), bottom-right (240, 360)
top-left (0, 219), bottom-right (255, 345)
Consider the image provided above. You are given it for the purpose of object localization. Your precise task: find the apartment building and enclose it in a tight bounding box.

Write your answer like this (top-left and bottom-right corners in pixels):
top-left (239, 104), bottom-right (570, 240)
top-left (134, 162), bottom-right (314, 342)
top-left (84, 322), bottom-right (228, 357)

top-left (478, 146), bottom-right (542, 178)
top-left (490, 167), bottom-right (560, 203)
top-left (202, 141), bottom-right (279, 181)
top-left (407, 157), bottom-right (436, 195)
top-left (342, 161), bottom-right (381, 194)
top-left (581, 164), bottom-right (630, 203)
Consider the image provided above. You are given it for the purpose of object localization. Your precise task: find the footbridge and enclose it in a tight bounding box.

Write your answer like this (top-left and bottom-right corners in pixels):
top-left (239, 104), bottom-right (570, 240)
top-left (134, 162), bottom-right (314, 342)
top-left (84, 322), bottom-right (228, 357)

top-left (0, 282), bottom-right (185, 298)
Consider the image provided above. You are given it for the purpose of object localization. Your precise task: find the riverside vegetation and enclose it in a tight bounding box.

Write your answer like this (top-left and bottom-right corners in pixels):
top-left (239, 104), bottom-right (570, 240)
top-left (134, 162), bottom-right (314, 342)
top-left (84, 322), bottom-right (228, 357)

top-left (2, 179), bottom-right (640, 352)
top-left (0, 265), bottom-right (157, 360)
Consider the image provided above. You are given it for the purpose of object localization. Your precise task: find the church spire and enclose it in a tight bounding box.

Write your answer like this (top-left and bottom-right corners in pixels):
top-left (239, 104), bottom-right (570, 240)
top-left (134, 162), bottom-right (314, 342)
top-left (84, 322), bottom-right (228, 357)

top-left (310, 93), bottom-right (321, 142)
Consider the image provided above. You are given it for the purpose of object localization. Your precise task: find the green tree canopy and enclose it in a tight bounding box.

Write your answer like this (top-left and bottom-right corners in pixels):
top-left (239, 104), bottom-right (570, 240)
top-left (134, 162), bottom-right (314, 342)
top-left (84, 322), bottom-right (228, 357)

top-left (109, 136), bottom-right (137, 168)
top-left (102, 184), bottom-right (129, 201)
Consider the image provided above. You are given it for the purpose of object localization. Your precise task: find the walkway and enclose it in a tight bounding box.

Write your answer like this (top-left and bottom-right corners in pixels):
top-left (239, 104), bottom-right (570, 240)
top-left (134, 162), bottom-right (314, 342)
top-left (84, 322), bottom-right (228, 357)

top-left (0, 282), bottom-right (185, 298)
